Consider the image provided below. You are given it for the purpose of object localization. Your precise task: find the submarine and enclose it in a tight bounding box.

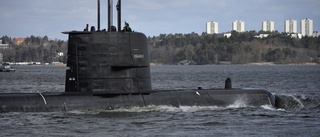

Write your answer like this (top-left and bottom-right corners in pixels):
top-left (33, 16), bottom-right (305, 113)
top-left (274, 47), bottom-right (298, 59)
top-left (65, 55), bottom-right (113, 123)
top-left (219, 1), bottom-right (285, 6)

top-left (0, 0), bottom-right (275, 112)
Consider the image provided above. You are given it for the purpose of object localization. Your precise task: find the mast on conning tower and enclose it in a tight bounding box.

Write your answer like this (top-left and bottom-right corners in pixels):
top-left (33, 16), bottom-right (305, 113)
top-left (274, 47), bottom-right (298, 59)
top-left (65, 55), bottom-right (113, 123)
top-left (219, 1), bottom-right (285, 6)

top-left (117, 0), bottom-right (121, 32)
top-left (97, 0), bottom-right (100, 31)
top-left (97, 0), bottom-right (120, 32)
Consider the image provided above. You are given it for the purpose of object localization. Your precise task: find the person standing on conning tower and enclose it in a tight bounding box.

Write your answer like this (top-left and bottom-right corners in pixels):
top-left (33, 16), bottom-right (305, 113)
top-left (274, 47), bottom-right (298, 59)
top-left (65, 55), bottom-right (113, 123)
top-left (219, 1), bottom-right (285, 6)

top-left (122, 22), bottom-right (132, 32)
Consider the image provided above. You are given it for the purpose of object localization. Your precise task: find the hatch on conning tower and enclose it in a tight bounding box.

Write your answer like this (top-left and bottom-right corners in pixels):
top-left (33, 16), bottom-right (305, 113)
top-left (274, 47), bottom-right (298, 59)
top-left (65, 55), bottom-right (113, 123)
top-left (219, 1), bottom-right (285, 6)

top-left (63, 0), bottom-right (151, 93)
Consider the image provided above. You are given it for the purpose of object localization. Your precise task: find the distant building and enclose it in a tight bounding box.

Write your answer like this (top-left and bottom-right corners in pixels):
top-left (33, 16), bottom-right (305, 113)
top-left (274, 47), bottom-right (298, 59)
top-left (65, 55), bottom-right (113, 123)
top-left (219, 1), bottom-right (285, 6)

top-left (223, 33), bottom-right (232, 38)
top-left (0, 40), bottom-right (9, 49)
top-left (0, 44), bottom-right (10, 49)
top-left (301, 18), bottom-right (313, 37)
top-left (255, 34), bottom-right (269, 38)
top-left (13, 38), bottom-right (26, 45)
top-left (284, 19), bottom-right (297, 33)
top-left (57, 52), bottom-right (64, 57)
top-left (288, 33), bottom-right (302, 39)
top-left (262, 20), bottom-right (275, 32)
top-left (232, 20), bottom-right (245, 32)
top-left (206, 21), bottom-right (218, 34)
top-left (313, 31), bottom-right (320, 37)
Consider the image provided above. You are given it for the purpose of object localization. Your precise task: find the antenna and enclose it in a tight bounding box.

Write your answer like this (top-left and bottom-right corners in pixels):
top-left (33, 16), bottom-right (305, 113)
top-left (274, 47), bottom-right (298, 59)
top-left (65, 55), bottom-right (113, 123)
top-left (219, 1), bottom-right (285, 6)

top-left (106, 0), bottom-right (121, 32)
top-left (108, 0), bottom-right (111, 31)
top-left (97, 0), bottom-right (100, 31)
top-left (117, 0), bottom-right (121, 32)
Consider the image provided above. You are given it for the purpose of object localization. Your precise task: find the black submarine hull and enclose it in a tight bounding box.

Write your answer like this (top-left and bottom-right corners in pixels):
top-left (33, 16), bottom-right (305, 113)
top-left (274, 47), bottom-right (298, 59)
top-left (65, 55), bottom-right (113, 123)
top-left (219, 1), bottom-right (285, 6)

top-left (0, 89), bottom-right (275, 112)
top-left (0, 1), bottom-right (276, 113)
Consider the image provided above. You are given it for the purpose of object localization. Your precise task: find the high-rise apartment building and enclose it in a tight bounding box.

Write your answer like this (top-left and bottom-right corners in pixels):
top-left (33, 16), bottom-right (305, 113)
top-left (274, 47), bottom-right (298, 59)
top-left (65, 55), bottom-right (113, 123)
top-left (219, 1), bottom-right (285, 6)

top-left (301, 18), bottom-right (313, 37)
top-left (285, 19), bottom-right (297, 33)
top-left (206, 21), bottom-right (218, 34)
top-left (232, 20), bottom-right (245, 32)
top-left (262, 20), bottom-right (275, 32)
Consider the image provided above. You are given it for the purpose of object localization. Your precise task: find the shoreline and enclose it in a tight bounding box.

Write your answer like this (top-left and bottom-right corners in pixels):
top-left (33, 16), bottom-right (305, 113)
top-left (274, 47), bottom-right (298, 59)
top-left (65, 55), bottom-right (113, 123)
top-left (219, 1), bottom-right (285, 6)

top-left (150, 62), bottom-right (320, 66)
top-left (9, 62), bottom-right (320, 67)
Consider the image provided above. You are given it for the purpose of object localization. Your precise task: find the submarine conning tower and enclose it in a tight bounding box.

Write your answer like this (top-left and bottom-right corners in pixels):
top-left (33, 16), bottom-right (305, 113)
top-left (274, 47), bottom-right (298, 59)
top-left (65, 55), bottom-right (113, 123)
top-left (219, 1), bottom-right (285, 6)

top-left (63, 0), bottom-right (151, 94)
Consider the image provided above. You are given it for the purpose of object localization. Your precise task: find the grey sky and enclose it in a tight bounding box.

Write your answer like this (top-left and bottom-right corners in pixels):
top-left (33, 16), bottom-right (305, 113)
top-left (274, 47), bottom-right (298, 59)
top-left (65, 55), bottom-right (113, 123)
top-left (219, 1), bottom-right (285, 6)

top-left (1, 0), bottom-right (319, 40)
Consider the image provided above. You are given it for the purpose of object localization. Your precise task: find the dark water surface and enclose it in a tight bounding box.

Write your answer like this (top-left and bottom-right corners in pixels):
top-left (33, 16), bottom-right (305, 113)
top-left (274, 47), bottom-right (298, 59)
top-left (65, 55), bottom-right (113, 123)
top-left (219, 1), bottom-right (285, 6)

top-left (1, 65), bottom-right (319, 136)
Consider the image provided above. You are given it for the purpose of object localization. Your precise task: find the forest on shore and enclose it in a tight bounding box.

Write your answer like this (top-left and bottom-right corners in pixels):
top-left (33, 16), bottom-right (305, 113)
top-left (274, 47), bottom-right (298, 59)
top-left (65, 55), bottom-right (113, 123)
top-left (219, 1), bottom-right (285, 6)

top-left (149, 31), bottom-right (320, 64)
top-left (1, 36), bottom-right (67, 63)
top-left (1, 30), bottom-right (320, 65)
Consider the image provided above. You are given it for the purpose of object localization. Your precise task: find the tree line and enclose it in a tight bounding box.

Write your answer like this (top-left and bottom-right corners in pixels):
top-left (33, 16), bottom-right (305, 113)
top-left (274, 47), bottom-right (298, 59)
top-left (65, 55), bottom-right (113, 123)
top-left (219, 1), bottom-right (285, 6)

top-left (0, 35), bottom-right (67, 63)
top-left (1, 31), bottom-right (320, 65)
top-left (148, 31), bottom-right (320, 64)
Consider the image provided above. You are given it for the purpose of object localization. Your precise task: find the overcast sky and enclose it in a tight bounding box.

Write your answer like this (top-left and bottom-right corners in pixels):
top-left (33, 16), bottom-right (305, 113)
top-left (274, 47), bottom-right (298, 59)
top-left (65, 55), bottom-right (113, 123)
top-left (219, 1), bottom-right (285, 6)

top-left (1, 0), bottom-right (319, 40)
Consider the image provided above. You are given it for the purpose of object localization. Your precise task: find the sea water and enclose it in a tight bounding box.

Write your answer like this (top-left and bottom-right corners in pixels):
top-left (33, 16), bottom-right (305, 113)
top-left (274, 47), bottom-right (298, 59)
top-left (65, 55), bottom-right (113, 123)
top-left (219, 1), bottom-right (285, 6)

top-left (0, 65), bottom-right (319, 136)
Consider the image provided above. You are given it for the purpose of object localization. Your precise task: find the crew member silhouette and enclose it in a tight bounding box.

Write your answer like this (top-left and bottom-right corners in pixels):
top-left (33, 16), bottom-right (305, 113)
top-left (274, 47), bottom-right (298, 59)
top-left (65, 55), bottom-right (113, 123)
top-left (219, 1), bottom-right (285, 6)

top-left (122, 22), bottom-right (132, 32)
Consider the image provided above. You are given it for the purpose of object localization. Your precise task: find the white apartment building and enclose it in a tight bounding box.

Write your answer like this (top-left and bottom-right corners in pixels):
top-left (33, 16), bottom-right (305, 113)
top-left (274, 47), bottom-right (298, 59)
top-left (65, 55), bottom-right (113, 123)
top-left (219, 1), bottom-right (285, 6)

top-left (206, 21), bottom-right (218, 34)
top-left (312, 31), bottom-right (320, 37)
top-left (285, 19), bottom-right (297, 33)
top-left (262, 20), bottom-right (275, 32)
top-left (301, 18), bottom-right (313, 37)
top-left (232, 20), bottom-right (245, 32)
top-left (0, 40), bottom-right (9, 49)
